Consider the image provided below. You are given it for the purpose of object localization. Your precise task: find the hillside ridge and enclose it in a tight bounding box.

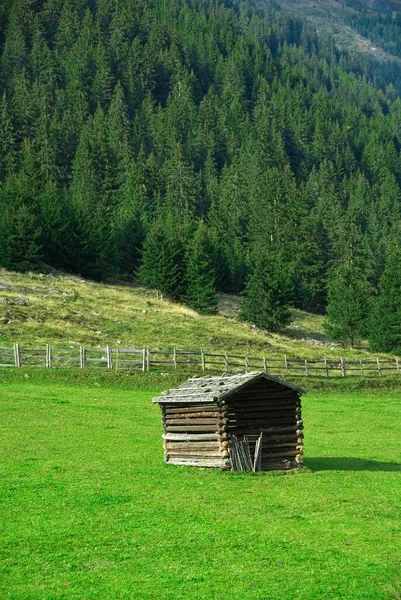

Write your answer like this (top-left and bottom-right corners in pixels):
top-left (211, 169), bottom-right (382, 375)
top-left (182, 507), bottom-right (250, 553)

top-left (0, 269), bottom-right (392, 362)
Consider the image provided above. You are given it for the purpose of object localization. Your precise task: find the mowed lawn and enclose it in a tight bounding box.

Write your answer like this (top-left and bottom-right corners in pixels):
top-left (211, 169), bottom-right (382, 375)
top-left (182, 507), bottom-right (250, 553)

top-left (1, 373), bottom-right (401, 600)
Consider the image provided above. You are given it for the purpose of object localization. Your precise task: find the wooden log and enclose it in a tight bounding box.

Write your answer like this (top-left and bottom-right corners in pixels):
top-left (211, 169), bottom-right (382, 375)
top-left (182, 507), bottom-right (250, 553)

top-left (163, 433), bottom-right (220, 441)
top-left (261, 442), bottom-right (303, 450)
top-left (163, 418), bottom-right (221, 426)
top-left (167, 457), bottom-right (229, 467)
top-left (166, 451), bottom-right (227, 458)
top-left (225, 399), bottom-right (300, 409)
top-left (165, 424), bottom-right (219, 433)
top-left (227, 424), bottom-right (299, 435)
top-left (163, 405), bottom-right (218, 415)
top-left (227, 408), bottom-right (301, 419)
top-left (226, 404), bottom-right (300, 414)
top-left (261, 460), bottom-right (293, 470)
top-left (165, 442), bottom-right (221, 450)
top-left (261, 450), bottom-right (299, 458)
top-left (163, 411), bottom-right (222, 419)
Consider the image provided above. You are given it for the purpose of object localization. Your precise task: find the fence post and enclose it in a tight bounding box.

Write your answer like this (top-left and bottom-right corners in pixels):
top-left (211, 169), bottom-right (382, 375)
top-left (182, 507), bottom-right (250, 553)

top-left (13, 343), bottom-right (20, 368)
top-left (142, 348), bottom-right (146, 372)
top-left (360, 359), bottom-right (363, 376)
top-left (324, 357), bottom-right (328, 378)
top-left (396, 357), bottom-right (400, 376)
top-left (224, 352), bottom-right (229, 372)
top-left (46, 344), bottom-right (52, 368)
top-left (146, 348), bottom-right (150, 371)
top-left (115, 347), bottom-right (119, 372)
top-left (201, 349), bottom-right (206, 372)
top-left (244, 355), bottom-right (249, 373)
top-left (377, 358), bottom-right (382, 377)
top-left (340, 357), bottom-right (346, 377)
top-left (284, 355), bottom-right (288, 374)
top-left (263, 356), bottom-right (267, 373)
top-left (106, 345), bottom-right (112, 369)
top-left (173, 349), bottom-right (177, 369)
top-left (79, 345), bottom-right (85, 369)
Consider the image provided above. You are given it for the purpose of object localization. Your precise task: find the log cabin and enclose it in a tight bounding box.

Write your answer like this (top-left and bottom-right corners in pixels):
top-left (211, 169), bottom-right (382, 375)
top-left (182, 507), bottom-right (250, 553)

top-left (153, 372), bottom-right (305, 471)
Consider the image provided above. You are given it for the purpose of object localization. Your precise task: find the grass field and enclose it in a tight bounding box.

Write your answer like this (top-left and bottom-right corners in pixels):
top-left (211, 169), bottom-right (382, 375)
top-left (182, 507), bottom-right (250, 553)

top-left (1, 370), bottom-right (401, 599)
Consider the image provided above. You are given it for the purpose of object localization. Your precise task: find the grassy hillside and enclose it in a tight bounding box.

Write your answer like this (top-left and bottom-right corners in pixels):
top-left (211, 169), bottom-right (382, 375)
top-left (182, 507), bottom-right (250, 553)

top-left (1, 370), bottom-right (401, 599)
top-left (0, 269), bottom-right (391, 362)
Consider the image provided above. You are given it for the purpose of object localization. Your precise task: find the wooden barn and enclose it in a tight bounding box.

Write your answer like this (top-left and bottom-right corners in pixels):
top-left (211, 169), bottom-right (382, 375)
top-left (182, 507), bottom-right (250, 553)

top-left (153, 372), bottom-right (305, 471)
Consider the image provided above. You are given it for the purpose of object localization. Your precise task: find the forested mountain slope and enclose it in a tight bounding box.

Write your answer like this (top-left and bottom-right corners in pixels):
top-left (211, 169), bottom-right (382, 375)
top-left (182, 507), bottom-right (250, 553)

top-left (270, 0), bottom-right (401, 91)
top-left (0, 0), bottom-right (401, 339)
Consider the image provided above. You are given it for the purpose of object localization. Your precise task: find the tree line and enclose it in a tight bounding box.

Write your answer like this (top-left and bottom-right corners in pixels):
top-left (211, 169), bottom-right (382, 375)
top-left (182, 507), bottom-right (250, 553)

top-left (0, 0), bottom-right (401, 354)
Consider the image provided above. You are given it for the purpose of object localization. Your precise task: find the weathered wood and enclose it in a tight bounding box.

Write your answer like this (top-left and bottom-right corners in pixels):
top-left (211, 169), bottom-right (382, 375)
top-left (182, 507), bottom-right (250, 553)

top-left (227, 408), bottom-right (301, 419)
top-left (106, 345), bottom-right (112, 369)
top-left (163, 418), bottom-right (222, 426)
top-left (13, 343), bottom-right (20, 368)
top-left (167, 451), bottom-right (227, 458)
top-left (163, 411), bottom-right (222, 419)
top-left (165, 442), bottom-right (221, 451)
top-left (46, 344), bottom-right (52, 368)
top-left (253, 432), bottom-right (263, 472)
top-left (167, 457), bottom-right (229, 467)
top-left (79, 345), bottom-right (85, 369)
top-left (163, 433), bottom-right (220, 441)
top-left (262, 449), bottom-right (299, 458)
top-left (158, 395), bottom-right (218, 404)
top-left (163, 405), bottom-right (218, 414)
top-left (164, 424), bottom-right (220, 433)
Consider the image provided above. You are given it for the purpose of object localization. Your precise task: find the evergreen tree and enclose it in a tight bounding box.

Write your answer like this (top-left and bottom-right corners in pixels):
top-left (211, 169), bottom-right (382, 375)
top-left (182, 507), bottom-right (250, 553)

top-left (324, 226), bottom-right (373, 347)
top-left (369, 245), bottom-right (401, 354)
top-left (240, 243), bottom-right (293, 332)
top-left (138, 217), bottom-right (186, 301)
top-left (184, 222), bottom-right (218, 315)
top-left (4, 203), bottom-right (41, 271)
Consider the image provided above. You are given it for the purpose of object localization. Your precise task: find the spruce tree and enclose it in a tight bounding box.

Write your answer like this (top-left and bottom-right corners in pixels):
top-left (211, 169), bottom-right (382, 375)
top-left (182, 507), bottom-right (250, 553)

top-left (324, 226), bottom-right (373, 347)
top-left (6, 204), bottom-right (42, 271)
top-left (240, 243), bottom-right (293, 332)
top-left (138, 217), bottom-right (186, 301)
top-left (369, 245), bottom-right (401, 354)
top-left (184, 222), bottom-right (218, 315)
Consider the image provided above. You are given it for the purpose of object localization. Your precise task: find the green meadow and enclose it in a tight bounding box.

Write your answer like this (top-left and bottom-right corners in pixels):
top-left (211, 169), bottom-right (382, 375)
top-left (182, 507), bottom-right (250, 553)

top-left (1, 370), bottom-right (401, 600)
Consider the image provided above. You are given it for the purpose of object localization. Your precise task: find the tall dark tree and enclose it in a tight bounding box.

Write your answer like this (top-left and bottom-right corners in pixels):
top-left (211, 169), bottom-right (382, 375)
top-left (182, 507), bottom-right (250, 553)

top-left (185, 221), bottom-right (218, 315)
top-left (240, 243), bottom-right (293, 332)
top-left (369, 245), bottom-right (401, 355)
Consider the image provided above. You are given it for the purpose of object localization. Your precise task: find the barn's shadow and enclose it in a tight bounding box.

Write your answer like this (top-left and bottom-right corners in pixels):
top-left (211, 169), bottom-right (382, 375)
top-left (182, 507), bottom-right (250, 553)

top-left (305, 457), bottom-right (401, 472)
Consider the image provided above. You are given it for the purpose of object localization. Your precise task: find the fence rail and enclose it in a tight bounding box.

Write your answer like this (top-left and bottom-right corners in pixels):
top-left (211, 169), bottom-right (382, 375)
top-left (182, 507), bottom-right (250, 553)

top-left (0, 343), bottom-right (400, 378)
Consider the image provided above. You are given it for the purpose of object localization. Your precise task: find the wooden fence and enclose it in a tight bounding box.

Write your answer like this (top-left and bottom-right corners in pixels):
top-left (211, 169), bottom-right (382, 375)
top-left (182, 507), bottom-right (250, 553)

top-left (0, 343), bottom-right (400, 378)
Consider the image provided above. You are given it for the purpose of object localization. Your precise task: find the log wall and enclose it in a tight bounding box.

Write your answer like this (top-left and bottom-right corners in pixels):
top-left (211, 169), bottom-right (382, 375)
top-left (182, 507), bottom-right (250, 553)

top-left (223, 378), bottom-right (303, 471)
top-left (161, 403), bottom-right (229, 468)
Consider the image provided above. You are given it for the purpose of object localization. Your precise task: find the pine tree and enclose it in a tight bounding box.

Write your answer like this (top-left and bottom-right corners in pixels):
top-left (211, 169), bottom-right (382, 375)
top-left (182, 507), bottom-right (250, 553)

top-left (324, 226), bottom-right (373, 347)
top-left (240, 243), bottom-right (293, 332)
top-left (5, 203), bottom-right (42, 271)
top-left (184, 222), bottom-right (218, 315)
top-left (369, 245), bottom-right (401, 354)
top-left (138, 217), bottom-right (186, 301)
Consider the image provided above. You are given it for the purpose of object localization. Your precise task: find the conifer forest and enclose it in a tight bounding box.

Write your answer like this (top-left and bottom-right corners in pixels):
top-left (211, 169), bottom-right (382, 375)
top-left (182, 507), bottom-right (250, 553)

top-left (1, 0), bottom-right (401, 351)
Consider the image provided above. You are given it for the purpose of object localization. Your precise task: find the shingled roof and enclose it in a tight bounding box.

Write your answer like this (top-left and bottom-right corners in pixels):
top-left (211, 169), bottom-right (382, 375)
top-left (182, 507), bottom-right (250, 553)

top-left (152, 371), bottom-right (305, 404)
